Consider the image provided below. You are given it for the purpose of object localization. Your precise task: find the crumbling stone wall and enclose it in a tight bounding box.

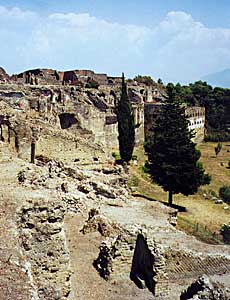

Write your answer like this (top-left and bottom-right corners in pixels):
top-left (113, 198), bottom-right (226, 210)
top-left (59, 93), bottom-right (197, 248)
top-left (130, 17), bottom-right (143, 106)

top-left (93, 228), bottom-right (169, 299)
top-left (2, 67), bottom-right (206, 151)
top-left (17, 198), bottom-right (71, 300)
top-left (0, 113), bottom-right (32, 157)
top-left (166, 250), bottom-right (230, 280)
top-left (180, 275), bottom-right (230, 300)
top-left (16, 69), bottom-right (61, 85)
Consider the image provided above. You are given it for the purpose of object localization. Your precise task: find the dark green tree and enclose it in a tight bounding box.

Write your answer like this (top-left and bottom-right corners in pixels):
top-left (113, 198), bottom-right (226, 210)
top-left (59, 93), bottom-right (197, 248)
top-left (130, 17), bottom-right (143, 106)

top-left (146, 84), bottom-right (211, 206)
top-left (157, 78), bottom-right (163, 85)
top-left (134, 75), bottom-right (154, 86)
top-left (116, 73), bottom-right (135, 163)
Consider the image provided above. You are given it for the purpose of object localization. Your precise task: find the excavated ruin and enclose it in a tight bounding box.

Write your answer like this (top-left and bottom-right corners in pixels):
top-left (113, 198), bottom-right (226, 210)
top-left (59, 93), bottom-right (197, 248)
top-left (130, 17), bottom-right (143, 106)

top-left (0, 67), bottom-right (229, 300)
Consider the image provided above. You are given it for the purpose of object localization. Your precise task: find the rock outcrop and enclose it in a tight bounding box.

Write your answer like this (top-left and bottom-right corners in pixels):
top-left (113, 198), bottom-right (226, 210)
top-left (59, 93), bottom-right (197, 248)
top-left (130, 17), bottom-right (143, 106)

top-left (180, 275), bottom-right (230, 300)
top-left (0, 67), bottom-right (10, 82)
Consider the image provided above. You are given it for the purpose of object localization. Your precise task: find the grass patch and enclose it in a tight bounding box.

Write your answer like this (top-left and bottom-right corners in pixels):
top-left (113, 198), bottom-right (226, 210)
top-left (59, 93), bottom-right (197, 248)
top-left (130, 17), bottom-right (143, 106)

top-left (128, 143), bottom-right (230, 242)
top-left (177, 215), bottom-right (223, 244)
top-left (127, 175), bottom-right (140, 188)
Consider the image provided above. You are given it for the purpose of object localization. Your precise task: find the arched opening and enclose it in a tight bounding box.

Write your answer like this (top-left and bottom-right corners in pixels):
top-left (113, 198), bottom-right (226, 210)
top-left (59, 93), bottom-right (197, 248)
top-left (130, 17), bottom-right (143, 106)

top-left (59, 113), bottom-right (78, 129)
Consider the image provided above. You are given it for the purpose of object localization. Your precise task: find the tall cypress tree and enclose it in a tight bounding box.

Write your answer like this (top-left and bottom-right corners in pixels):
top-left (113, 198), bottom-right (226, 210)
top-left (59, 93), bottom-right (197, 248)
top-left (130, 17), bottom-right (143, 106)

top-left (117, 73), bottom-right (135, 163)
top-left (146, 83), bottom-right (211, 206)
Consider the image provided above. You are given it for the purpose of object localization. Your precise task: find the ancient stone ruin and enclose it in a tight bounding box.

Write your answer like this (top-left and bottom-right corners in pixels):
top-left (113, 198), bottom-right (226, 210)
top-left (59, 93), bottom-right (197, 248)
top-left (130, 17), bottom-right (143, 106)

top-left (1, 67), bottom-right (205, 154)
top-left (0, 67), bottom-right (228, 300)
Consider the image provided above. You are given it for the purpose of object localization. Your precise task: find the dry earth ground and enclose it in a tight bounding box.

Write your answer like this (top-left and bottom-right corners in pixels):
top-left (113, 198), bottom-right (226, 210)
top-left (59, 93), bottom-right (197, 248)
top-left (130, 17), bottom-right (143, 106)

top-left (129, 142), bottom-right (230, 237)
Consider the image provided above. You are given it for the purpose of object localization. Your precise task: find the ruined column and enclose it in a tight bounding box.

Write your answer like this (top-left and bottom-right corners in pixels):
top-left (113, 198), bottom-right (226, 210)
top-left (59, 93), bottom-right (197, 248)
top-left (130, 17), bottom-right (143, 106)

top-left (57, 90), bottom-right (62, 103)
top-left (15, 134), bottom-right (19, 152)
top-left (7, 126), bottom-right (10, 143)
top-left (31, 141), bottom-right (35, 164)
top-left (0, 125), bottom-right (4, 141)
top-left (30, 127), bottom-right (39, 164)
top-left (28, 73), bottom-right (31, 85)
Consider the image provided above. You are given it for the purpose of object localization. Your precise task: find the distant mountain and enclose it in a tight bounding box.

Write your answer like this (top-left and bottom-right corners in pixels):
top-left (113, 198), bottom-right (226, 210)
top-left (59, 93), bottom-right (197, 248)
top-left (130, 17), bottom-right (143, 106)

top-left (202, 69), bottom-right (230, 88)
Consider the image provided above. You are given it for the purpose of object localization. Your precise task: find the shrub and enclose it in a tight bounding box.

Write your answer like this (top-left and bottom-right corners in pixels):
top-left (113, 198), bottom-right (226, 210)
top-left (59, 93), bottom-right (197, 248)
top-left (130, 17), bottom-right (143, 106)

top-left (220, 223), bottom-right (230, 244)
top-left (134, 75), bottom-right (154, 86)
top-left (85, 80), bottom-right (99, 89)
top-left (142, 161), bottom-right (150, 174)
top-left (204, 132), bottom-right (230, 142)
top-left (219, 185), bottom-right (230, 204)
top-left (214, 142), bottom-right (222, 156)
top-left (112, 152), bottom-right (120, 160)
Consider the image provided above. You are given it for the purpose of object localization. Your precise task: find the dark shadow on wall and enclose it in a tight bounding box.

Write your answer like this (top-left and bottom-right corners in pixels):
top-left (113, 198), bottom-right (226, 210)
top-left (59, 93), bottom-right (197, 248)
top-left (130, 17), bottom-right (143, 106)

top-left (59, 113), bottom-right (78, 129)
top-left (130, 233), bottom-right (156, 295)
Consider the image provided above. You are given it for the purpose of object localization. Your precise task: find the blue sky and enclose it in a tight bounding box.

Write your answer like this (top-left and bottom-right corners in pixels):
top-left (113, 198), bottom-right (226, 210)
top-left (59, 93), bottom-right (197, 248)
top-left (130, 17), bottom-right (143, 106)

top-left (0, 0), bottom-right (230, 83)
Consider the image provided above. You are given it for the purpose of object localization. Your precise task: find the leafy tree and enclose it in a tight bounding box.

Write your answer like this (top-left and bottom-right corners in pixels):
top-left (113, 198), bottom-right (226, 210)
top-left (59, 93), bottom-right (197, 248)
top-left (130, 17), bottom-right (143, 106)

top-left (157, 78), bottom-right (163, 85)
top-left (146, 84), bottom-right (211, 206)
top-left (134, 75), bottom-right (154, 86)
top-left (116, 73), bottom-right (135, 163)
top-left (214, 142), bottom-right (222, 157)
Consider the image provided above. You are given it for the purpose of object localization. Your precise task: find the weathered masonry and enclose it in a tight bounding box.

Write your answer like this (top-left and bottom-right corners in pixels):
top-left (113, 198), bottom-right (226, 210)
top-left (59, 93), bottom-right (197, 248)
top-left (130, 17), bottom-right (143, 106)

top-left (185, 107), bottom-right (205, 142)
top-left (144, 103), bottom-right (205, 143)
top-left (2, 67), bottom-right (206, 151)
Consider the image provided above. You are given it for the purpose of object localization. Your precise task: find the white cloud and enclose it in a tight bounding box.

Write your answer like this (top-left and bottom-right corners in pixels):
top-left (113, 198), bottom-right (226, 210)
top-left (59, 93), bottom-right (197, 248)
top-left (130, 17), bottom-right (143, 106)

top-left (150, 11), bottom-right (230, 82)
top-left (0, 5), bottom-right (37, 20)
top-left (0, 6), bottom-right (230, 83)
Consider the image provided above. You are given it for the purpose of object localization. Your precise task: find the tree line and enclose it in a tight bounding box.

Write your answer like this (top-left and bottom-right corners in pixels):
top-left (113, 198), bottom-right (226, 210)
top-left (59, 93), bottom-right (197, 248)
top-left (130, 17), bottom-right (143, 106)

top-left (171, 81), bottom-right (230, 141)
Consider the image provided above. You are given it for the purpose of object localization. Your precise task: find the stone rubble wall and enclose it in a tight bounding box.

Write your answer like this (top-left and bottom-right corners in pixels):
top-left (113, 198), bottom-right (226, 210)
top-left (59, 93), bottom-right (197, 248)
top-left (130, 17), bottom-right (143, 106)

top-left (166, 250), bottom-right (230, 280)
top-left (0, 192), bottom-right (32, 299)
top-left (0, 82), bottom-right (145, 150)
top-left (1, 144), bottom-right (230, 300)
top-left (17, 198), bottom-right (71, 300)
top-left (93, 225), bottom-right (170, 299)
top-left (180, 275), bottom-right (230, 300)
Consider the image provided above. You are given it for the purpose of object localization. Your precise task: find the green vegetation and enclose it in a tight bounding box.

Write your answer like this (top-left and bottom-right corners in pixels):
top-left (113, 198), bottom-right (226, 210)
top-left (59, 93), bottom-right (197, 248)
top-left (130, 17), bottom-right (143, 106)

top-left (127, 175), bottom-right (140, 188)
top-left (157, 78), bottom-right (163, 85)
top-left (131, 155), bottom-right (138, 161)
top-left (177, 216), bottom-right (222, 244)
top-left (219, 185), bottom-right (230, 204)
top-left (220, 223), bottom-right (230, 244)
top-left (168, 81), bottom-right (230, 141)
top-left (204, 132), bottom-right (230, 142)
top-left (214, 142), bottom-right (222, 156)
top-left (134, 75), bottom-right (155, 86)
top-left (85, 79), bottom-right (99, 89)
top-left (112, 152), bottom-right (121, 160)
top-left (145, 83), bottom-right (211, 206)
top-left (116, 73), bottom-right (135, 163)
top-left (128, 142), bottom-right (230, 242)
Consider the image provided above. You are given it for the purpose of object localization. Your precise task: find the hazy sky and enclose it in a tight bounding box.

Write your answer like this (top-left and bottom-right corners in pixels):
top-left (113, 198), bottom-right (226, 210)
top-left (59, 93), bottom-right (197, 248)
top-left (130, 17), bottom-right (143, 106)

top-left (0, 0), bottom-right (230, 83)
